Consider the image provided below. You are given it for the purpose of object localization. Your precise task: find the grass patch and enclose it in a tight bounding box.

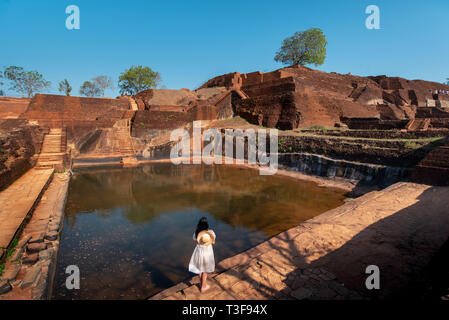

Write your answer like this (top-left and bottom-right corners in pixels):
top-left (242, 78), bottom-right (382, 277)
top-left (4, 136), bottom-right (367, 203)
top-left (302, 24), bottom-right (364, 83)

top-left (300, 125), bottom-right (341, 131)
top-left (308, 125), bottom-right (326, 130)
top-left (403, 137), bottom-right (444, 150)
top-left (418, 137), bottom-right (447, 152)
top-left (404, 141), bottom-right (421, 149)
top-left (6, 238), bottom-right (19, 259)
top-left (278, 138), bottom-right (293, 153)
top-left (0, 238), bottom-right (19, 276)
top-left (208, 116), bottom-right (264, 130)
top-left (54, 166), bottom-right (67, 173)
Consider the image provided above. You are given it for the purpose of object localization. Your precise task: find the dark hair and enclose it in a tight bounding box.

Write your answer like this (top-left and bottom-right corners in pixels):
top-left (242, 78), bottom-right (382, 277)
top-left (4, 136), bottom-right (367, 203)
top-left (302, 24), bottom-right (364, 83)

top-left (195, 217), bottom-right (209, 238)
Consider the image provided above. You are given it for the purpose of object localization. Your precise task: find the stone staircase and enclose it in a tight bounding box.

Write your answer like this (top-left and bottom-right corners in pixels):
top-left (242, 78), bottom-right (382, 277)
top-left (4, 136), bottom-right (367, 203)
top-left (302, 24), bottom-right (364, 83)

top-left (115, 126), bottom-right (135, 155)
top-left (235, 89), bottom-right (249, 99)
top-left (128, 97), bottom-right (139, 111)
top-left (406, 119), bottom-right (416, 131)
top-left (115, 122), bottom-right (138, 166)
top-left (407, 118), bottom-right (431, 131)
top-left (35, 128), bottom-right (65, 170)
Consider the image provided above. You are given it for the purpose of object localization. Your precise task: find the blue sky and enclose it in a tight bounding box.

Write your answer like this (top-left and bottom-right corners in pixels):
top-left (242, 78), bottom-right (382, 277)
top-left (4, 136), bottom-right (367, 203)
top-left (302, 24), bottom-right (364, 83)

top-left (1, 0), bottom-right (448, 97)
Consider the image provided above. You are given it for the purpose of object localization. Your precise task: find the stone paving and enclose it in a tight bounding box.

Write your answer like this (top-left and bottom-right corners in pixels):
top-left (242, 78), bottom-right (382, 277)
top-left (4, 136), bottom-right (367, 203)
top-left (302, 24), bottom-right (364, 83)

top-left (151, 182), bottom-right (449, 300)
top-left (0, 172), bottom-right (70, 299)
top-left (0, 168), bottom-right (53, 256)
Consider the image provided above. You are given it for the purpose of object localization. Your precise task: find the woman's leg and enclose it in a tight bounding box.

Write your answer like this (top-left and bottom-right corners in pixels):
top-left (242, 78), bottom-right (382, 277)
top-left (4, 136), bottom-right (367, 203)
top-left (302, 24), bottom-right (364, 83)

top-left (201, 273), bottom-right (210, 292)
top-left (199, 273), bottom-right (204, 289)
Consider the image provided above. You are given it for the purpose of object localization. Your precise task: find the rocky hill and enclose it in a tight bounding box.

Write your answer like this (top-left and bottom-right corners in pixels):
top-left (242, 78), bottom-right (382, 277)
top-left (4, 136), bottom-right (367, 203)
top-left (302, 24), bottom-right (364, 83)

top-left (201, 65), bottom-right (449, 130)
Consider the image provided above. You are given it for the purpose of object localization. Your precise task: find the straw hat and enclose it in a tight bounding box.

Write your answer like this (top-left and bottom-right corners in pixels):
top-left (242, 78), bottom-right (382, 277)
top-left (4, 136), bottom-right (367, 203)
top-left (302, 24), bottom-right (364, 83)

top-left (196, 230), bottom-right (215, 246)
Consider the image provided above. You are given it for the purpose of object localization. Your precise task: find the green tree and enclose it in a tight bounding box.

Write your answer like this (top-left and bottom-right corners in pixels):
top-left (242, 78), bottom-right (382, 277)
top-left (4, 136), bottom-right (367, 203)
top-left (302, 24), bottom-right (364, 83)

top-left (118, 65), bottom-right (161, 95)
top-left (274, 28), bottom-right (327, 66)
top-left (446, 78), bottom-right (449, 85)
top-left (79, 81), bottom-right (101, 97)
top-left (92, 75), bottom-right (114, 97)
top-left (3, 66), bottom-right (51, 97)
top-left (58, 79), bottom-right (72, 96)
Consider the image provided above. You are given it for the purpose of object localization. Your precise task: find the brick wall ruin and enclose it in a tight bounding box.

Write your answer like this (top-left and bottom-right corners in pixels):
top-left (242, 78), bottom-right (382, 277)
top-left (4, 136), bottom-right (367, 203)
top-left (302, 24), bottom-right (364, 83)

top-left (21, 94), bottom-right (131, 123)
top-left (0, 97), bottom-right (31, 119)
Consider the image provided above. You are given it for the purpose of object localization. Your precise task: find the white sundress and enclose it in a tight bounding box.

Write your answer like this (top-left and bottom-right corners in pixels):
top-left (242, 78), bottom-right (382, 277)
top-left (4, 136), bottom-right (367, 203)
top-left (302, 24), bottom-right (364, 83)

top-left (188, 230), bottom-right (216, 274)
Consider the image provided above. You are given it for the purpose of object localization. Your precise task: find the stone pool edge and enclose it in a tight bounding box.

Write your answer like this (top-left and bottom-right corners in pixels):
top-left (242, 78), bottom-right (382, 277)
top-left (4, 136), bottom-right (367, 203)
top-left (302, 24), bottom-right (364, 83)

top-left (36, 172), bottom-right (71, 300)
top-left (0, 172), bottom-right (70, 300)
top-left (149, 182), bottom-right (449, 300)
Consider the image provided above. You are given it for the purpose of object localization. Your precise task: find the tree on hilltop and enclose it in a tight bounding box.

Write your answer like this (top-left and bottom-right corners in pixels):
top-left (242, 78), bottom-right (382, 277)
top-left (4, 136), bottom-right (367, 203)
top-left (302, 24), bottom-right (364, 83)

top-left (58, 79), bottom-right (72, 96)
top-left (274, 28), bottom-right (327, 66)
top-left (79, 80), bottom-right (101, 97)
top-left (79, 75), bottom-right (114, 97)
top-left (118, 65), bottom-right (161, 95)
top-left (92, 75), bottom-right (114, 97)
top-left (3, 66), bottom-right (51, 97)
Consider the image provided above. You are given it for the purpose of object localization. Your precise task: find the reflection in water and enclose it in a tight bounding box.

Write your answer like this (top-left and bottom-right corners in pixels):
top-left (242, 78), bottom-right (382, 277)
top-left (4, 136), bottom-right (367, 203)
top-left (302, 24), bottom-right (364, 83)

top-left (52, 163), bottom-right (346, 300)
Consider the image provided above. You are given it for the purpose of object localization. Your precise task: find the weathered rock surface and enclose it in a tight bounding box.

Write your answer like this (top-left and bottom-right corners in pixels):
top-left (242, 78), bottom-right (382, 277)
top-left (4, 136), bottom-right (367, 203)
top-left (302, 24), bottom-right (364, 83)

top-left (44, 231), bottom-right (59, 241)
top-left (0, 120), bottom-right (47, 191)
top-left (22, 253), bottom-right (39, 264)
top-left (29, 232), bottom-right (45, 244)
top-left (1, 263), bottom-right (21, 281)
top-left (21, 263), bottom-right (42, 288)
top-left (0, 280), bottom-right (12, 294)
top-left (26, 243), bottom-right (47, 253)
top-left (38, 248), bottom-right (54, 261)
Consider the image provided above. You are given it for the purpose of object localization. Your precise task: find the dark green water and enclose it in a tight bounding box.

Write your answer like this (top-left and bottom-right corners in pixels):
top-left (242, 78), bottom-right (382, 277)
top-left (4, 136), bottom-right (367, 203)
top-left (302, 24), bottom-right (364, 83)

top-left (52, 163), bottom-right (346, 300)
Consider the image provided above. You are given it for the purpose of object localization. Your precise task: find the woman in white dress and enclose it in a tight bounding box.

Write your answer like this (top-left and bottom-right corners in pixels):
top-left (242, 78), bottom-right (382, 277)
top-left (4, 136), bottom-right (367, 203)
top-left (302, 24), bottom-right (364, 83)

top-left (189, 217), bottom-right (216, 293)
